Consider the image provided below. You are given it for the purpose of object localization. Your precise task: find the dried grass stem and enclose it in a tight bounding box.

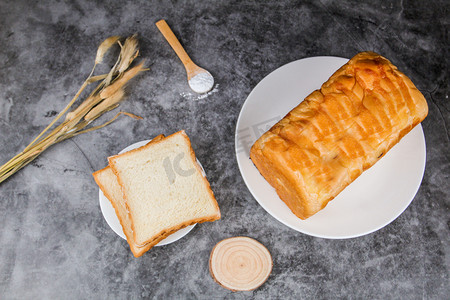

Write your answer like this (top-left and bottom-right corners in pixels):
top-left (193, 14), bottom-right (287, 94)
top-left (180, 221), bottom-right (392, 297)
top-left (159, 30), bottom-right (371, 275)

top-left (0, 35), bottom-right (146, 184)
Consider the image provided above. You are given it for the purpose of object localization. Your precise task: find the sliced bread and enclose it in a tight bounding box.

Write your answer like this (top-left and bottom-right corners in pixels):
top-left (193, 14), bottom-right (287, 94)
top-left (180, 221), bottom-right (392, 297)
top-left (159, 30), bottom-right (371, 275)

top-left (93, 134), bottom-right (165, 257)
top-left (108, 130), bottom-right (221, 248)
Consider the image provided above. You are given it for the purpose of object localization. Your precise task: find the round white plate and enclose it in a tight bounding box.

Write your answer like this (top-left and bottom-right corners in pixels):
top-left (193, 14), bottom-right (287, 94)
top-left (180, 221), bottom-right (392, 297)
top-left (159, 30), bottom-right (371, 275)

top-left (235, 56), bottom-right (426, 239)
top-left (99, 139), bottom-right (206, 246)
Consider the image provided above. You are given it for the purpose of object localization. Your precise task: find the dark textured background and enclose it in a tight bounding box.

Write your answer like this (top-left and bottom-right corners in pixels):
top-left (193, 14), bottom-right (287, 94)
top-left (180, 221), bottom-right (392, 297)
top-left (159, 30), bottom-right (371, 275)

top-left (0, 0), bottom-right (448, 299)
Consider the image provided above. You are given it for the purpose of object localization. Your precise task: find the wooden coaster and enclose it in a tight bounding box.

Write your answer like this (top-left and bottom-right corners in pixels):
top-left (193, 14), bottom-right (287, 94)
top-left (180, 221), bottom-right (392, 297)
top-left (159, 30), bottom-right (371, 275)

top-left (209, 237), bottom-right (273, 292)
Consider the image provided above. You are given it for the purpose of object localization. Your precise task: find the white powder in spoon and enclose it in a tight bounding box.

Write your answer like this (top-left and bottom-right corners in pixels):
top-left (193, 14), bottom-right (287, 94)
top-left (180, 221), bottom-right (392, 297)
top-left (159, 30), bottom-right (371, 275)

top-left (188, 72), bottom-right (214, 94)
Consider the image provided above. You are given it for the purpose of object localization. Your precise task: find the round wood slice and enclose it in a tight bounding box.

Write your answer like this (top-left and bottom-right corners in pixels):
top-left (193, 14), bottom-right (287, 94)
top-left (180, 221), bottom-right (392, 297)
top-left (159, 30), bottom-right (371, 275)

top-left (209, 237), bottom-right (273, 292)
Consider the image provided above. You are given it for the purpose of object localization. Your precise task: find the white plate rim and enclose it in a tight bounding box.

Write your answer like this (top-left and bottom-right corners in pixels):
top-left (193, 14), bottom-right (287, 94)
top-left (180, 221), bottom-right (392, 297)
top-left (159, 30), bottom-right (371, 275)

top-left (235, 56), bottom-right (427, 239)
top-left (99, 139), bottom-right (204, 246)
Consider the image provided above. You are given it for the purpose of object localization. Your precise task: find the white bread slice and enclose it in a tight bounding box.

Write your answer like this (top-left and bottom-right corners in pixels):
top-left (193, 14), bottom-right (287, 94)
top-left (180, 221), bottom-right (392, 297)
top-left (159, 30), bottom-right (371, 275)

top-left (93, 135), bottom-right (165, 257)
top-left (108, 130), bottom-right (221, 248)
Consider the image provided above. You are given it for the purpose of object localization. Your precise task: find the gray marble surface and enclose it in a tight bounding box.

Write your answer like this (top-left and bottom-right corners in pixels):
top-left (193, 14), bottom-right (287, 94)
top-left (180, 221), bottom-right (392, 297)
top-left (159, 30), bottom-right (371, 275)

top-left (0, 0), bottom-right (448, 299)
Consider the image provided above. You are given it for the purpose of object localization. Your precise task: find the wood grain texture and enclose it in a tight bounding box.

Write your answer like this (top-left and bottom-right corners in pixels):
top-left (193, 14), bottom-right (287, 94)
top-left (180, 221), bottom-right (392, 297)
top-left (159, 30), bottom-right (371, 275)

top-left (209, 237), bottom-right (272, 292)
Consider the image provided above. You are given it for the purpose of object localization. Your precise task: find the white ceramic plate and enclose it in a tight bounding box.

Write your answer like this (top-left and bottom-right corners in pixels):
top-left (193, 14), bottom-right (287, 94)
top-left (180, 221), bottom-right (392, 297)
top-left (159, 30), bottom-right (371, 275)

top-left (235, 56), bottom-right (426, 239)
top-left (99, 139), bottom-right (206, 246)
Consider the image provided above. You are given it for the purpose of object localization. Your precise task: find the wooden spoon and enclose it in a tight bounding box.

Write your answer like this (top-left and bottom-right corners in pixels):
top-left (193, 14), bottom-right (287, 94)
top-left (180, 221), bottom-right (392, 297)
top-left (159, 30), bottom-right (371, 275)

top-left (156, 19), bottom-right (214, 94)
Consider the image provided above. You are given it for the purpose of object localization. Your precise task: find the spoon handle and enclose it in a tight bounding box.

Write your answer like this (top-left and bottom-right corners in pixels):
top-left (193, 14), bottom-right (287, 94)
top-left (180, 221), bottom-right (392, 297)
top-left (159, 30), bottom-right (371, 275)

top-left (156, 20), bottom-right (193, 68)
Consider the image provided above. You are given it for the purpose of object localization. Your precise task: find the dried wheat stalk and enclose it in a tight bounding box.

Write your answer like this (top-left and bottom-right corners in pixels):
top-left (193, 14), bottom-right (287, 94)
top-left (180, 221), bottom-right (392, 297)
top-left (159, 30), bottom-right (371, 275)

top-left (0, 35), bottom-right (146, 184)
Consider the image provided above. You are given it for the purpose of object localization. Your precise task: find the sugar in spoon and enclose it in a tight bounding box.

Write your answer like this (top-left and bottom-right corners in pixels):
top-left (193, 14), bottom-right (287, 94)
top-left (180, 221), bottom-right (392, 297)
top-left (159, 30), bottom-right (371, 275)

top-left (156, 19), bottom-right (214, 94)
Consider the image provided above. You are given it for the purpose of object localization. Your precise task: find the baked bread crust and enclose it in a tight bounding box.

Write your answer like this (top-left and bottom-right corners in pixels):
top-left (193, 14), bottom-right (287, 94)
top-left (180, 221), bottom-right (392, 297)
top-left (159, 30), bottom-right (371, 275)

top-left (250, 52), bottom-right (428, 220)
top-left (108, 130), bottom-right (221, 249)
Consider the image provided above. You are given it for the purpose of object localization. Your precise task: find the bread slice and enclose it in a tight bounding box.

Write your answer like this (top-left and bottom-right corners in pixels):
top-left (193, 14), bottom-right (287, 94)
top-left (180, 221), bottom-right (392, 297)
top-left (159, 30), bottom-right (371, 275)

top-left (93, 134), bottom-right (165, 257)
top-left (108, 130), bottom-right (221, 248)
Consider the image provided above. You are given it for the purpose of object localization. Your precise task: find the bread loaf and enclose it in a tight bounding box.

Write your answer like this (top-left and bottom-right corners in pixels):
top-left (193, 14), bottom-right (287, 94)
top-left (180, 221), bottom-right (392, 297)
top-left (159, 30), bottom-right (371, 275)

top-left (250, 52), bottom-right (428, 220)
